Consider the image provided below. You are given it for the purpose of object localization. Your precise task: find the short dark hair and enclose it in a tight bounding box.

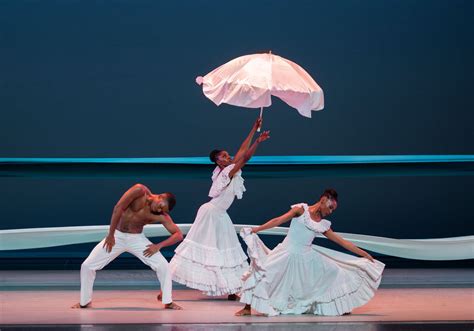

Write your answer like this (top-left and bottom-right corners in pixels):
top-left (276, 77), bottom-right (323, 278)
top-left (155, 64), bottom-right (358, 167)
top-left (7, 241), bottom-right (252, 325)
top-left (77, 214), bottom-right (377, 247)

top-left (164, 192), bottom-right (176, 211)
top-left (320, 188), bottom-right (338, 202)
top-left (209, 149), bottom-right (223, 164)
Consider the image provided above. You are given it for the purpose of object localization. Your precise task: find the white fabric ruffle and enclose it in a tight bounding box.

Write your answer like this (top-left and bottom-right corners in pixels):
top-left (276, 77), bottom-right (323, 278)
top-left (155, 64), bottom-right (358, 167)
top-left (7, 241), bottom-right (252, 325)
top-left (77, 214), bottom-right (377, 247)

top-left (170, 238), bottom-right (249, 296)
top-left (208, 164), bottom-right (246, 199)
top-left (170, 253), bottom-right (248, 296)
top-left (174, 238), bottom-right (248, 268)
top-left (291, 203), bottom-right (332, 233)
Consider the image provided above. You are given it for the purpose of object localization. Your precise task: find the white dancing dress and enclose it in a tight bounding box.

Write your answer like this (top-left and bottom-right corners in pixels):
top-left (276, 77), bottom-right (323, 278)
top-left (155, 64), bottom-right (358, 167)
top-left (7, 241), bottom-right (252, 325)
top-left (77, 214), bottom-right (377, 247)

top-left (240, 203), bottom-right (385, 316)
top-left (170, 164), bottom-right (249, 296)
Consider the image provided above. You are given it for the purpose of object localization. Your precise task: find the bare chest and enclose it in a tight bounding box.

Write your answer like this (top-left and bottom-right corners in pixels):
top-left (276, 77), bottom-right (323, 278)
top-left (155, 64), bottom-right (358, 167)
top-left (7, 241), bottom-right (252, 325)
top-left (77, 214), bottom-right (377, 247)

top-left (118, 206), bottom-right (154, 233)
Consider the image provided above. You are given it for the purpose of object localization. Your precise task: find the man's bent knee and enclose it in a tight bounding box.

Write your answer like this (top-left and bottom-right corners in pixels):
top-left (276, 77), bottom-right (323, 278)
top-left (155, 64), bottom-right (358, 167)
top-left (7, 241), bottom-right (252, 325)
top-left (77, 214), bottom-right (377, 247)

top-left (81, 261), bottom-right (95, 273)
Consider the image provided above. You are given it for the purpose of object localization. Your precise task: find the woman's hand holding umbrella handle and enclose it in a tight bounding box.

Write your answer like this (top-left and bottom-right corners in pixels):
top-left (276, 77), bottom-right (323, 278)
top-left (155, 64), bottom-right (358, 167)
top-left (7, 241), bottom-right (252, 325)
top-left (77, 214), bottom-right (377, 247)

top-left (253, 117), bottom-right (263, 133)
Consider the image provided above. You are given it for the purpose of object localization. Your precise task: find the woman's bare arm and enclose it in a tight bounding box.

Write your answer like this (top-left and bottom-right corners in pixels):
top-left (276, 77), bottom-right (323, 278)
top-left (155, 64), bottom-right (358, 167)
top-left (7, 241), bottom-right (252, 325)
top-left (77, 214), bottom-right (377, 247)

top-left (252, 206), bottom-right (304, 233)
top-left (323, 229), bottom-right (374, 262)
top-left (229, 130), bottom-right (270, 178)
top-left (233, 118), bottom-right (262, 163)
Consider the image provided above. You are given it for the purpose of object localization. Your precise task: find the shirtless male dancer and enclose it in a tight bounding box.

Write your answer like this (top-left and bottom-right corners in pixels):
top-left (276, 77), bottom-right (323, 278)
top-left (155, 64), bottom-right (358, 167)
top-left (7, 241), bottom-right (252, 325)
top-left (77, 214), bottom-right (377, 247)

top-left (72, 183), bottom-right (183, 309)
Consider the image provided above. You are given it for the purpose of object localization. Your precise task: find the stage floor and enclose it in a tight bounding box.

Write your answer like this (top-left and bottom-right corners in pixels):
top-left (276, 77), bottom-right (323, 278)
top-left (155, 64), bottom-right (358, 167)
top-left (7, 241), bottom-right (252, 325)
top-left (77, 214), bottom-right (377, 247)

top-left (0, 269), bottom-right (473, 329)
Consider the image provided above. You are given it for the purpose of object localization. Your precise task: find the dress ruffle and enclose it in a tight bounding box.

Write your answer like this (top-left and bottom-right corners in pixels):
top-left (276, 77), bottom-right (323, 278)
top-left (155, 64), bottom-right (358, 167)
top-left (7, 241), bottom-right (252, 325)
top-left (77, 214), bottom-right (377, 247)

top-left (171, 236), bottom-right (249, 296)
top-left (209, 164), bottom-right (246, 199)
top-left (174, 238), bottom-right (248, 268)
top-left (291, 203), bottom-right (332, 233)
top-left (239, 228), bottom-right (278, 315)
top-left (309, 253), bottom-right (384, 316)
top-left (170, 254), bottom-right (248, 296)
top-left (240, 228), bottom-right (385, 316)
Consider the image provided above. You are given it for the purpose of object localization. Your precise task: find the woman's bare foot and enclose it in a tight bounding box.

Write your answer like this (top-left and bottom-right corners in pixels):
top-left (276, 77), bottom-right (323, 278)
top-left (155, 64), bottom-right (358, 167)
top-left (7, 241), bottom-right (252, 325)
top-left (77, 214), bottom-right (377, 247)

top-left (71, 302), bottom-right (91, 309)
top-left (235, 305), bottom-right (251, 316)
top-left (164, 302), bottom-right (183, 310)
top-left (157, 291), bottom-right (162, 301)
top-left (227, 294), bottom-right (240, 301)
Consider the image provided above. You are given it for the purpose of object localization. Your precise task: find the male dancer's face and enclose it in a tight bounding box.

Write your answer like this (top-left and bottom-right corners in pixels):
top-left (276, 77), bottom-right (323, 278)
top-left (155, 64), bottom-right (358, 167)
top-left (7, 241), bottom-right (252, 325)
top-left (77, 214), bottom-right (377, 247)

top-left (216, 151), bottom-right (232, 167)
top-left (148, 194), bottom-right (170, 214)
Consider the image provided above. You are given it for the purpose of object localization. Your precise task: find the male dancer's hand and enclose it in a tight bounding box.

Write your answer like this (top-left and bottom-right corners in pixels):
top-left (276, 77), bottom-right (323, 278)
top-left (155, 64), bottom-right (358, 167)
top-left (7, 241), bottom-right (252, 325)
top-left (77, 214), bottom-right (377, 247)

top-left (103, 235), bottom-right (115, 253)
top-left (143, 244), bottom-right (160, 257)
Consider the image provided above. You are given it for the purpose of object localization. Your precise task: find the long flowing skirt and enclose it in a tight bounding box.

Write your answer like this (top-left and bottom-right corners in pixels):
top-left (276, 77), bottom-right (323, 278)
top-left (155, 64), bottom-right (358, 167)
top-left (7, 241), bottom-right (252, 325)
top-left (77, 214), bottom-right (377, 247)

top-left (240, 232), bottom-right (385, 316)
top-left (170, 202), bottom-right (249, 296)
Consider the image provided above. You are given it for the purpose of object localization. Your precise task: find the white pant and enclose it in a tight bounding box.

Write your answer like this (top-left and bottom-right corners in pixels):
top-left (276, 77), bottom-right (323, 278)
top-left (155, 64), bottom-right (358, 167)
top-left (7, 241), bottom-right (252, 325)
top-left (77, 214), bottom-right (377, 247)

top-left (80, 230), bottom-right (172, 306)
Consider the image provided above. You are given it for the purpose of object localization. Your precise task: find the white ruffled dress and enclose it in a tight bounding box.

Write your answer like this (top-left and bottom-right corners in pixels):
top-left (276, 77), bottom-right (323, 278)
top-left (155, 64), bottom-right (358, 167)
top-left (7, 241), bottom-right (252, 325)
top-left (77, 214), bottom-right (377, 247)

top-left (170, 164), bottom-right (249, 296)
top-left (240, 203), bottom-right (385, 316)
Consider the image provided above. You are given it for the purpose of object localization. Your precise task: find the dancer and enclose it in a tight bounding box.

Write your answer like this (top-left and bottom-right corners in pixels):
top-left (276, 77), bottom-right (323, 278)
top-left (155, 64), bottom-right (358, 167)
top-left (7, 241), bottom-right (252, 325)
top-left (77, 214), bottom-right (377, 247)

top-left (72, 183), bottom-right (183, 309)
top-left (169, 117), bottom-right (270, 299)
top-left (236, 189), bottom-right (384, 316)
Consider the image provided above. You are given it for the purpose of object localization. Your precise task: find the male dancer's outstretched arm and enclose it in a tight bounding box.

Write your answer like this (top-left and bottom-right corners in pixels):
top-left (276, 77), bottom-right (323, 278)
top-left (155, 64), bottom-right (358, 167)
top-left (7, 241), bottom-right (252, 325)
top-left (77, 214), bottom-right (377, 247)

top-left (143, 214), bottom-right (183, 257)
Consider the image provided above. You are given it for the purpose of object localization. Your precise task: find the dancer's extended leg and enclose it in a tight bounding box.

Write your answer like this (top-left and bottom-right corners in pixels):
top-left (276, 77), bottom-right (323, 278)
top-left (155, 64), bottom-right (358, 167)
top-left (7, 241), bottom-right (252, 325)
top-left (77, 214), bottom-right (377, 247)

top-left (72, 236), bottom-right (125, 308)
top-left (130, 234), bottom-right (182, 310)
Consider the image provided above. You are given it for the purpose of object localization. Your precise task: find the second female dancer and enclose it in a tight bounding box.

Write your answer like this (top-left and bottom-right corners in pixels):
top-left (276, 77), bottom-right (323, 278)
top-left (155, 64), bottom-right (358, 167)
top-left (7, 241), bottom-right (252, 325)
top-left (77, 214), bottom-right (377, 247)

top-left (169, 117), bottom-right (270, 300)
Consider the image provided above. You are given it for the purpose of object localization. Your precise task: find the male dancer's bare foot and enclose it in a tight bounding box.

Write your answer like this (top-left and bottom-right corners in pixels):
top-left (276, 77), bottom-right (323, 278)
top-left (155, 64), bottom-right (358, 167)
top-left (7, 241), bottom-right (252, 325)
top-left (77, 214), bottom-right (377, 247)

top-left (227, 293), bottom-right (240, 301)
top-left (157, 291), bottom-right (181, 309)
top-left (71, 302), bottom-right (91, 309)
top-left (164, 302), bottom-right (183, 310)
top-left (235, 305), bottom-right (251, 316)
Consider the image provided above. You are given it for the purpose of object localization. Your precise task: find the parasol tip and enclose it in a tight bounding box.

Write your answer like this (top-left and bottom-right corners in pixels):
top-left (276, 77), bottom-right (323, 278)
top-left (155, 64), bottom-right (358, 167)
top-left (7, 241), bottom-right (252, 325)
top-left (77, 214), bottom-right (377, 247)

top-left (195, 76), bottom-right (204, 85)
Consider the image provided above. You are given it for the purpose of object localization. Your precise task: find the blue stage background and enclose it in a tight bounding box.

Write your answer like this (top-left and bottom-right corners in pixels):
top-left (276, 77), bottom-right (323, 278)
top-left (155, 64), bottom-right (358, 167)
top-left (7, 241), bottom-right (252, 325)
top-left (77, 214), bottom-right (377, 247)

top-left (0, 1), bottom-right (472, 267)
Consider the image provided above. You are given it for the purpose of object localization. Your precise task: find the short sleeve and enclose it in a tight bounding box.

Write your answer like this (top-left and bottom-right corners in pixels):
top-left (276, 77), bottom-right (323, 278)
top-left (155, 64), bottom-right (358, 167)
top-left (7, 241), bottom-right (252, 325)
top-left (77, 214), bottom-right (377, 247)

top-left (208, 164), bottom-right (236, 198)
top-left (291, 203), bottom-right (307, 211)
top-left (319, 219), bottom-right (332, 233)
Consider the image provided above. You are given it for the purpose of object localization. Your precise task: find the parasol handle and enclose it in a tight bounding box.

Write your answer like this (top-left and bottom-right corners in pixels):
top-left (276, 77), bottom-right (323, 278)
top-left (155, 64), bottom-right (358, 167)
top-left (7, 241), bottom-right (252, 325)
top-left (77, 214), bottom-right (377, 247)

top-left (257, 107), bottom-right (263, 132)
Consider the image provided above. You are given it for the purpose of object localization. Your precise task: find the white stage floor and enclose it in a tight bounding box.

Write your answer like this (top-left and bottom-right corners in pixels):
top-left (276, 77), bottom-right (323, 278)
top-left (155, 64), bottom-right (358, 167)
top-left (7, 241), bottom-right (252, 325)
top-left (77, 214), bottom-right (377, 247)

top-left (0, 269), bottom-right (473, 328)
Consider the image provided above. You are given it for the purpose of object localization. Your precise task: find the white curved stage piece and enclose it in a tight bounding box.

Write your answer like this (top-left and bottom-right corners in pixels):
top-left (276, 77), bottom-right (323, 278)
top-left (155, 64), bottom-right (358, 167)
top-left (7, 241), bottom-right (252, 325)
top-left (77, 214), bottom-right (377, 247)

top-left (0, 224), bottom-right (472, 261)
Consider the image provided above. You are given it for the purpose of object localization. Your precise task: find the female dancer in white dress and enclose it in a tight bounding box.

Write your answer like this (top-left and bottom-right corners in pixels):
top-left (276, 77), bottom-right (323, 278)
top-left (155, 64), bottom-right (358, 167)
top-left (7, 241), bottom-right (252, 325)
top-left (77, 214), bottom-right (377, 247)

top-left (236, 189), bottom-right (385, 316)
top-left (169, 117), bottom-right (270, 299)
